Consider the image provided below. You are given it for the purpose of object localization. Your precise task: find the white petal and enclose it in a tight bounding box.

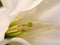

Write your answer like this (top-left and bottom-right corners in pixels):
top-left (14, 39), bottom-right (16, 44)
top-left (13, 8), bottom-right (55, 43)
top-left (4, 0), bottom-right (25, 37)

top-left (10, 38), bottom-right (31, 45)
top-left (1, 0), bottom-right (42, 11)
top-left (0, 38), bottom-right (31, 45)
top-left (0, 7), bottom-right (10, 41)
top-left (39, 3), bottom-right (60, 26)
top-left (1, 0), bottom-right (19, 12)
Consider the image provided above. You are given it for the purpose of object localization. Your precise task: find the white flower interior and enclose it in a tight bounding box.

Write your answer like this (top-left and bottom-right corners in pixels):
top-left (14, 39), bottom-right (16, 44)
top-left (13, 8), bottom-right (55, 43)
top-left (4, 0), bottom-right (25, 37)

top-left (0, 0), bottom-right (60, 45)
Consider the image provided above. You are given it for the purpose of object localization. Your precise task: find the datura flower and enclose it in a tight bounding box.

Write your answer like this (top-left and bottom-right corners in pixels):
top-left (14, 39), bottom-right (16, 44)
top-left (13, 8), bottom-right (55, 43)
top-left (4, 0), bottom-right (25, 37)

top-left (0, 0), bottom-right (43, 45)
top-left (0, 0), bottom-right (60, 45)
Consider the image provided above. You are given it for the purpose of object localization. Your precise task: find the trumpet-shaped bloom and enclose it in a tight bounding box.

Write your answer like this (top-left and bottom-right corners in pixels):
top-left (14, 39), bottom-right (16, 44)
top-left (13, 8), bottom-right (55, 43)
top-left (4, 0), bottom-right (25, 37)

top-left (0, 0), bottom-right (42, 45)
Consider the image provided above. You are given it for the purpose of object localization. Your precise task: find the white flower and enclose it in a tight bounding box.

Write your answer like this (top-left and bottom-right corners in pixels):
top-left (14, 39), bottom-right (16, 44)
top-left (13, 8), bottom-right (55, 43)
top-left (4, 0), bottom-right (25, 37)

top-left (1, 0), bottom-right (60, 45)
top-left (0, 0), bottom-right (43, 45)
top-left (11, 0), bottom-right (60, 45)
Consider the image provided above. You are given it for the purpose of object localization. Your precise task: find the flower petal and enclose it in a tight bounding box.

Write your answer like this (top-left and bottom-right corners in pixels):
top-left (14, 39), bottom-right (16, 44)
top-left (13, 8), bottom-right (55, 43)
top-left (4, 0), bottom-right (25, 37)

top-left (1, 0), bottom-right (19, 12)
top-left (8, 0), bottom-right (43, 20)
top-left (0, 38), bottom-right (31, 45)
top-left (0, 7), bottom-right (10, 41)
top-left (39, 3), bottom-right (60, 26)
